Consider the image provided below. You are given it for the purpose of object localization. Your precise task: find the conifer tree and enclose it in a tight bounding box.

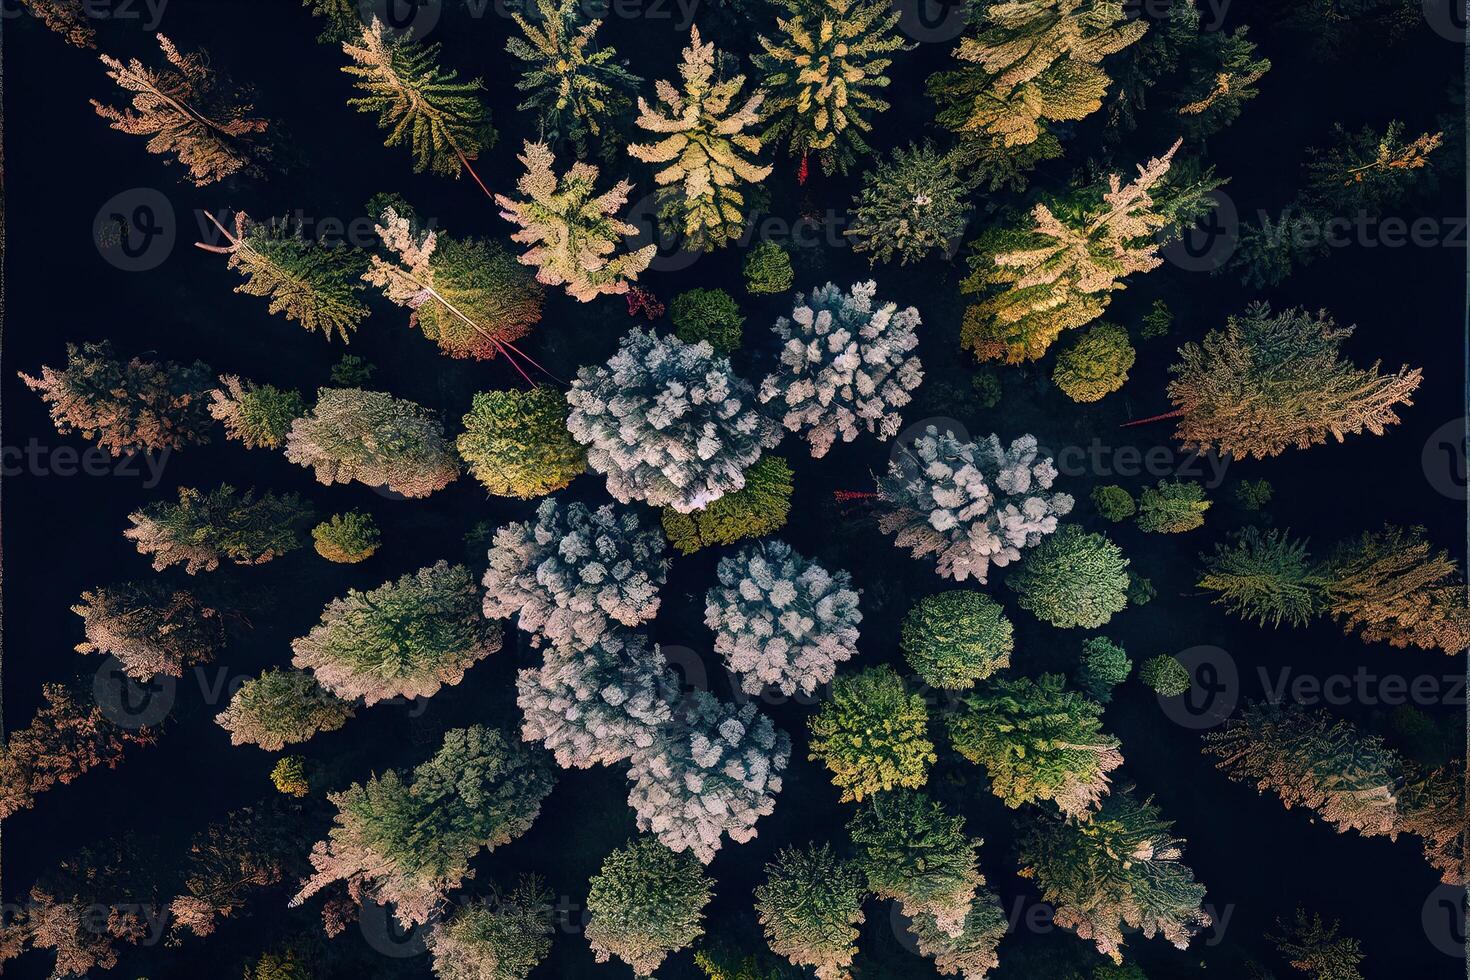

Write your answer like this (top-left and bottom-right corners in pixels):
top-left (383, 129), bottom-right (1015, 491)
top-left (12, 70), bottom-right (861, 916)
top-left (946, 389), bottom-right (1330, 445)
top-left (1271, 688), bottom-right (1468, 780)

top-left (507, 0), bottom-right (642, 160)
top-left (495, 141), bottom-right (656, 301)
top-left (661, 456), bottom-right (794, 555)
top-left (1006, 525), bottom-right (1130, 629)
top-left (755, 843), bottom-right (866, 979)
top-left (1268, 909), bottom-right (1365, 980)
top-left (1197, 526), bottom-right (1326, 628)
top-left (18, 0), bottom-right (96, 47)
top-left (216, 669), bottom-right (355, 751)
top-left (899, 591), bottom-right (1014, 690)
top-left (285, 388), bottom-right (460, 498)
top-left (293, 561), bottom-right (501, 705)
top-left (125, 485), bottom-right (315, 574)
top-left (905, 892), bottom-right (1009, 980)
top-left (1319, 525), bottom-right (1470, 654)
top-left (629, 27), bottom-right (772, 251)
top-left (1134, 479), bottom-right (1210, 534)
top-left (311, 510), bottom-right (380, 563)
top-left (753, 0), bottom-right (911, 175)
top-left (20, 341), bottom-right (215, 456)
top-left (1137, 655), bottom-right (1190, 696)
top-left (196, 212), bottom-right (369, 341)
top-left (949, 673), bottom-right (1123, 818)
top-left (366, 208), bottom-right (545, 362)
top-left (1164, 304), bottom-right (1422, 460)
top-left (1053, 321), bottom-right (1134, 402)
top-left (808, 666), bottom-right (936, 802)
top-left (426, 876), bottom-right (555, 980)
top-left (208, 375), bottom-right (306, 450)
top-left (457, 387), bottom-right (585, 498)
top-left (670, 288), bottom-right (746, 354)
top-left (1077, 636), bottom-right (1130, 702)
top-left (93, 34), bottom-right (269, 185)
top-left (343, 18), bottom-right (492, 183)
top-left (847, 144), bottom-right (972, 265)
top-left (72, 581), bottom-right (222, 679)
top-left (585, 837), bottom-right (712, 976)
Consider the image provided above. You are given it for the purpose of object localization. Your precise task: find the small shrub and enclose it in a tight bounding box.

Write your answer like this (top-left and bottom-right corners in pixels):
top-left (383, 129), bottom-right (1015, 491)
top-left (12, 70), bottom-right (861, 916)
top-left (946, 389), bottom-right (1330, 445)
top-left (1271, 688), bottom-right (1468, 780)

top-left (1138, 655), bottom-right (1191, 696)
top-left (670, 288), bottom-right (745, 354)
top-left (313, 511), bottom-right (381, 563)
top-left (743, 241), bottom-right (794, 295)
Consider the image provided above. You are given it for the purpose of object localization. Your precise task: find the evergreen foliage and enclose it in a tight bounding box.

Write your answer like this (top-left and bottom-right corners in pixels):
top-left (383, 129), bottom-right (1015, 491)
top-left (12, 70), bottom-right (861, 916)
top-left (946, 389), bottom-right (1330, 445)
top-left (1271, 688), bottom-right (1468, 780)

top-left (426, 877), bottom-right (555, 980)
top-left (1319, 524), bottom-right (1470, 653)
top-left (1090, 484), bottom-right (1135, 522)
top-left (847, 144), bottom-right (972, 265)
top-left (270, 756), bottom-right (311, 797)
top-left (1077, 637), bottom-right (1131, 702)
top-left (755, 843), bottom-right (866, 979)
top-left (72, 581), bottom-right (222, 679)
top-left (848, 789), bottom-right (982, 937)
top-left (1053, 321), bottom-right (1135, 402)
top-left (744, 241), bottom-right (795, 294)
top-left (311, 510), bottom-right (381, 563)
top-left (662, 457), bottom-right (794, 555)
top-left (285, 387), bottom-right (460, 498)
top-left (208, 375), bottom-right (306, 450)
top-left (216, 669), bottom-right (355, 751)
top-left (904, 891), bottom-right (1009, 979)
top-left (1134, 479), bottom-right (1210, 534)
top-left (671, 288), bottom-right (746, 354)
top-left (1006, 525), bottom-right (1129, 628)
top-left (1269, 909), bottom-right (1365, 980)
top-left (585, 837), bottom-right (712, 976)
top-left (1139, 299), bottom-right (1173, 339)
top-left (808, 666), bottom-right (936, 802)
top-left (899, 591), bottom-right (1014, 690)
top-left (125, 484), bottom-right (315, 574)
top-left (457, 387), bottom-right (585, 498)
top-left (1197, 527), bottom-right (1325, 628)
top-left (1137, 655), bottom-right (1190, 696)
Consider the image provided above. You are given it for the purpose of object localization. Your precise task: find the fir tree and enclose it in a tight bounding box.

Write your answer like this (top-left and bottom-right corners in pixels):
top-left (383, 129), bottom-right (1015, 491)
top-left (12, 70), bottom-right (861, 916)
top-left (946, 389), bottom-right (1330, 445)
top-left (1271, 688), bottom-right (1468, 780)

top-left (426, 877), bottom-right (555, 980)
top-left (270, 756), bottom-right (311, 797)
top-left (661, 456), bottom-right (794, 555)
top-left (1137, 655), bottom-right (1190, 696)
top-left (1319, 524), bottom-right (1470, 653)
top-left (744, 241), bottom-right (795, 294)
top-left (1053, 321), bottom-right (1135, 403)
top-left (92, 34), bottom-right (269, 185)
top-left (216, 669), bottom-right (355, 751)
top-left (495, 141), bottom-right (656, 301)
top-left (1134, 479), bottom-right (1210, 534)
top-left (1077, 636), bottom-right (1130, 703)
top-left (847, 144), bottom-right (972, 265)
top-left (457, 387), bottom-right (585, 498)
top-left (671, 288), bottom-right (746, 354)
top-left (1197, 526), bottom-right (1326, 628)
top-left (208, 375), bottom-right (306, 450)
top-left (905, 891), bottom-right (1008, 979)
top-left (755, 844), bottom-right (866, 979)
top-left (125, 485), bottom-right (315, 574)
top-left (585, 837), bottom-right (712, 976)
top-left (1090, 484), bottom-right (1135, 522)
top-left (311, 510), bottom-right (381, 563)
top-left (753, 0), bottom-right (911, 175)
top-left (1006, 525), bottom-right (1130, 628)
top-left (1164, 304), bottom-right (1422, 460)
top-left (848, 789), bottom-right (982, 937)
top-left (17, 0), bottom-right (96, 47)
top-left (285, 387), bottom-right (460, 498)
top-left (1269, 909), bottom-right (1365, 980)
top-left (629, 27), bottom-right (772, 251)
top-left (196, 212), bottom-right (368, 341)
top-left (899, 591), bottom-right (1014, 690)
top-left (72, 581), bottom-right (222, 679)
top-left (808, 666), bottom-right (936, 802)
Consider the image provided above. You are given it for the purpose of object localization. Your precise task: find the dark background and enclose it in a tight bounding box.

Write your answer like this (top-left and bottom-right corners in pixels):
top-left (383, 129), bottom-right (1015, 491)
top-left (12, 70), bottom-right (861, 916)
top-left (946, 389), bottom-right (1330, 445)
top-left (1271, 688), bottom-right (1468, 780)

top-left (1, 0), bottom-right (1465, 976)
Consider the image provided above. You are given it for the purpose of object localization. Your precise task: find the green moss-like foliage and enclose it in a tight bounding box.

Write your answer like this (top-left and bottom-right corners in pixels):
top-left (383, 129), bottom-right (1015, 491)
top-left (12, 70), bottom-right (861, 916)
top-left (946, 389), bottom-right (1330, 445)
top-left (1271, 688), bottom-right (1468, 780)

top-left (755, 843), bottom-right (865, 979)
top-left (457, 387), bottom-right (586, 499)
top-left (216, 668), bottom-right (355, 751)
top-left (1234, 478), bottom-right (1274, 511)
top-left (808, 665), bottom-right (936, 802)
top-left (312, 510), bottom-right (380, 563)
top-left (848, 789), bottom-right (982, 937)
top-left (270, 756), bottom-right (310, 797)
top-left (208, 376), bottom-right (306, 450)
top-left (1126, 573), bottom-right (1155, 606)
top-left (971, 370), bottom-right (1002, 409)
top-left (661, 457), bottom-right (794, 555)
top-left (1077, 637), bottom-right (1131, 703)
top-left (1138, 655), bottom-right (1190, 697)
top-left (585, 837), bottom-right (713, 976)
top-left (124, 485), bottom-right (315, 574)
top-left (671, 288), bottom-right (745, 354)
top-left (1135, 480), bottom-right (1210, 534)
top-left (426, 876), bottom-right (554, 980)
top-left (1138, 299), bottom-right (1173, 339)
top-left (743, 242), bottom-right (794, 295)
top-left (1007, 525), bottom-right (1130, 628)
top-left (1197, 526), bottom-right (1324, 628)
top-left (899, 591), bottom-right (1013, 690)
top-left (847, 143), bottom-right (971, 265)
top-left (329, 353), bottom-right (375, 386)
top-left (1053, 322), bottom-right (1135, 403)
top-left (1090, 485), bottom-right (1135, 522)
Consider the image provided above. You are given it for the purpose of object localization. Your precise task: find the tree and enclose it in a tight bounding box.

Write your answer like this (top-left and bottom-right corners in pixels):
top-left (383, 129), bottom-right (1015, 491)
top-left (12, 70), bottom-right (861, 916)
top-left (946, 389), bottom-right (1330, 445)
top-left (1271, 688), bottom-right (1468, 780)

top-left (1235, 478), bottom-right (1274, 511)
top-left (495, 141), bottom-right (656, 301)
top-left (72, 581), bottom-right (222, 679)
top-left (1006, 525), bottom-right (1130, 629)
top-left (876, 426), bottom-right (1074, 582)
top-left (662, 456), bottom-right (794, 555)
top-left (293, 561), bottom-right (500, 705)
top-left (899, 591), bottom-right (1013, 690)
top-left (17, 0), bottom-right (96, 47)
top-left (92, 34), bottom-right (269, 184)
top-left (1134, 479), bottom-right (1210, 534)
top-left (586, 837), bottom-right (712, 975)
top-left (671, 288), bottom-right (745, 354)
top-left (20, 340), bottom-right (214, 456)
top-left (628, 693), bottom-right (791, 861)
top-left (1090, 485), bottom-right (1135, 522)
top-left (1269, 909), bottom-right (1364, 980)
top-left (759, 281), bottom-right (924, 458)
top-left (1077, 637), bottom-right (1130, 703)
top-left (216, 669), bottom-right (355, 750)
top-left (1018, 790), bottom-right (1211, 962)
top-left (1053, 322), bottom-right (1135, 403)
top-left (270, 756), bottom-right (311, 797)
top-left (904, 891), bottom-right (1008, 979)
top-left (849, 789), bottom-right (982, 937)
top-left (312, 510), bottom-right (381, 563)
top-left (293, 726), bottom-right (554, 927)
top-left (1319, 524), bottom-right (1470, 653)
top-left (0, 683), bottom-right (157, 819)
top-left (705, 539), bottom-right (862, 697)
top-left (1197, 526), bottom-right (1325, 628)
top-left (125, 485), bottom-right (315, 574)
top-left (247, 947), bottom-right (312, 980)
top-left (426, 876), bottom-right (555, 980)
top-left (342, 18), bottom-right (491, 180)
top-left (208, 375), bottom-right (305, 450)
top-left (1164, 304), bottom-right (1422, 459)
top-left (808, 666), bottom-right (936, 802)
top-left (753, 0), bottom-right (909, 174)
top-left (755, 843), bottom-right (865, 979)
top-left (482, 497), bottom-right (668, 650)
top-left (847, 144), bottom-right (972, 265)
top-left (1139, 299), bottom-right (1173, 339)
top-left (457, 387), bottom-right (585, 498)
top-left (629, 27), bottom-right (771, 250)
top-left (196, 212), bottom-right (368, 341)
top-left (1396, 763), bottom-right (1466, 885)
top-left (507, 0), bottom-right (641, 160)
top-left (1203, 701), bottom-right (1402, 837)
top-left (567, 328), bottom-right (782, 511)
top-left (1137, 655), bottom-right (1190, 696)
top-left (285, 388), bottom-right (460, 498)
top-left (960, 142), bottom-right (1212, 363)
top-left (744, 242), bottom-right (794, 294)
top-left (949, 673), bottom-right (1122, 818)
top-left (170, 805), bottom-right (299, 938)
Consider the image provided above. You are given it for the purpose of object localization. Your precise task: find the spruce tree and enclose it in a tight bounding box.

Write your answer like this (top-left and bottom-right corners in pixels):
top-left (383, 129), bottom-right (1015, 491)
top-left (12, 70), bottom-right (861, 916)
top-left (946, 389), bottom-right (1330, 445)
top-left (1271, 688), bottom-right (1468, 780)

top-left (1197, 526), bottom-right (1326, 628)
top-left (208, 375), bottom-right (306, 450)
top-left (585, 837), bottom-right (713, 976)
top-left (847, 144), bottom-right (972, 265)
top-left (457, 387), bottom-right (585, 499)
top-left (124, 485), bottom-right (315, 574)
top-left (1006, 525), bottom-right (1130, 628)
top-left (285, 387), bottom-right (460, 498)
top-left (1053, 321), bottom-right (1135, 402)
top-left (216, 669), bottom-right (355, 751)
top-left (1319, 524), bottom-right (1470, 653)
top-left (899, 591), bottom-right (1014, 690)
top-left (426, 877), bottom-right (555, 980)
top-left (808, 666), bottom-right (936, 802)
top-left (661, 457), bottom-right (794, 555)
top-left (1268, 909), bottom-right (1365, 980)
top-left (755, 844), bottom-right (866, 979)
top-left (848, 789), bottom-right (982, 937)
top-left (72, 581), bottom-right (222, 679)
top-left (1134, 479), bottom-right (1210, 534)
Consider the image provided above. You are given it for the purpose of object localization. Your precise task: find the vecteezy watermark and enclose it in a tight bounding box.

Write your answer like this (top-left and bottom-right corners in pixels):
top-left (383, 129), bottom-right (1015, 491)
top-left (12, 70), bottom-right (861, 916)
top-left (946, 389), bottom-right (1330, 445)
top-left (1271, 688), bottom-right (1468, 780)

top-left (1156, 645), bottom-right (1239, 731)
top-left (892, 0), bottom-right (968, 43)
top-left (2, 0), bottom-right (169, 29)
top-left (1125, 0), bottom-right (1232, 32)
top-left (1044, 439), bottom-right (1230, 488)
top-left (1422, 417), bottom-right (1467, 501)
top-left (1259, 667), bottom-right (1465, 708)
top-left (888, 897), bottom-right (1236, 953)
top-left (1423, 0), bottom-right (1469, 42)
top-left (2, 441), bottom-right (170, 488)
top-left (1248, 208), bottom-right (1468, 252)
top-left (0, 898), bottom-right (172, 946)
top-left (94, 187), bottom-right (176, 272)
top-left (1161, 189), bottom-right (1239, 272)
top-left (1422, 884), bottom-right (1468, 957)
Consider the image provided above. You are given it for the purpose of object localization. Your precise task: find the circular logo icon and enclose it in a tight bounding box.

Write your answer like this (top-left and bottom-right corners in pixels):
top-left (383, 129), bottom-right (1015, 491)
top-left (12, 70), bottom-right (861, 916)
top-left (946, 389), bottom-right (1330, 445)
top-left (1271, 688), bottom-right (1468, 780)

top-left (93, 188), bottom-right (176, 272)
top-left (93, 656), bottom-right (175, 730)
top-left (624, 190), bottom-right (702, 274)
top-left (1423, 0), bottom-right (1468, 42)
top-left (359, 900), bottom-right (429, 957)
top-left (1422, 884), bottom-right (1468, 957)
top-left (1422, 416), bottom-right (1467, 501)
top-left (893, 0), bottom-right (969, 43)
top-left (358, 0), bottom-right (442, 39)
top-left (1156, 644), bottom-right (1238, 730)
top-left (1160, 189), bottom-right (1238, 273)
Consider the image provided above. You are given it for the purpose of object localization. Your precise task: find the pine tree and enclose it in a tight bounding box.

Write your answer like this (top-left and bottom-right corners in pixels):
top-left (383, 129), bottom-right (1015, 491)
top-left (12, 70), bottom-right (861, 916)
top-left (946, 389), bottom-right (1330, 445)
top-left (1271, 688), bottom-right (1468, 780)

top-left (285, 387), bottom-right (460, 498)
top-left (899, 591), bottom-right (1014, 690)
top-left (216, 669), bottom-right (355, 750)
top-left (847, 144), bottom-right (972, 265)
top-left (755, 843), bottom-right (866, 980)
top-left (629, 27), bottom-right (772, 251)
top-left (1319, 525), bottom-right (1470, 654)
top-left (1269, 909), bottom-right (1365, 980)
top-left (1137, 655), bottom-right (1190, 696)
top-left (1077, 636), bottom-right (1130, 702)
top-left (808, 666), bottom-right (936, 802)
top-left (72, 581), bottom-right (222, 679)
top-left (1197, 526), bottom-right (1326, 628)
top-left (671, 288), bottom-right (746, 354)
top-left (1165, 304), bottom-right (1422, 459)
top-left (17, 0), bottom-right (96, 47)
top-left (457, 387), bottom-right (585, 498)
top-left (92, 34), bottom-right (269, 184)
top-left (196, 212), bottom-right (368, 341)
top-left (585, 838), bottom-right (712, 976)
top-left (1053, 321), bottom-right (1135, 402)
top-left (208, 375), bottom-right (306, 450)
top-left (426, 877), bottom-right (555, 980)
top-left (1134, 479), bottom-right (1210, 534)
top-left (124, 485), bottom-right (315, 574)
top-left (661, 456), bottom-right (794, 555)
top-left (753, 0), bottom-right (911, 175)
top-left (1006, 525), bottom-right (1130, 629)
top-left (311, 510), bottom-right (381, 563)
top-left (495, 141), bottom-right (656, 301)
top-left (342, 18), bottom-right (492, 183)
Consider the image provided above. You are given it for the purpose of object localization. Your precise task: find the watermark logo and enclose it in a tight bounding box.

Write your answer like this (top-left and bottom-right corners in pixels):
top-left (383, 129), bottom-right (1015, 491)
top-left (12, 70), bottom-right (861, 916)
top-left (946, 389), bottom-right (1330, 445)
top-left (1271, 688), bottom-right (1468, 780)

top-left (625, 190), bottom-right (703, 274)
top-left (94, 188), bottom-right (175, 272)
top-left (892, 0), bottom-right (968, 43)
top-left (1422, 417), bottom-right (1467, 501)
top-left (1161, 189), bottom-right (1239, 272)
top-left (1156, 645), bottom-right (1238, 730)
top-left (93, 656), bottom-right (176, 730)
top-left (1423, 0), bottom-right (1468, 42)
top-left (1422, 884), bottom-right (1467, 957)
top-left (358, 0), bottom-right (442, 39)
top-left (359, 900), bottom-right (429, 957)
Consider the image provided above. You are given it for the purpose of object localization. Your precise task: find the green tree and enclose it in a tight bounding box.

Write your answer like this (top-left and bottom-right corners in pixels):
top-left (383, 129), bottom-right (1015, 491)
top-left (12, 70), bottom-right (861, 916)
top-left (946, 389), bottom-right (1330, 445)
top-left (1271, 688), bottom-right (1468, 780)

top-left (246, 947), bottom-right (312, 980)
top-left (72, 581), bottom-right (222, 679)
top-left (808, 666), bottom-right (936, 802)
top-left (585, 837), bottom-right (713, 976)
top-left (1135, 479), bottom-right (1210, 534)
top-left (755, 843), bottom-right (865, 979)
top-left (208, 375), bottom-right (305, 451)
top-left (1137, 655), bottom-right (1190, 696)
top-left (457, 387), bottom-right (586, 499)
top-left (270, 756), bottom-right (311, 797)
top-left (744, 241), bottom-right (794, 294)
top-left (1139, 299), bottom-right (1172, 339)
top-left (671, 288), bottom-right (745, 354)
top-left (1007, 525), bottom-right (1130, 628)
top-left (216, 669), bottom-right (355, 750)
top-left (1269, 908), bottom-right (1364, 980)
top-left (1319, 524), bottom-right (1470, 653)
top-left (847, 144), bottom-right (972, 265)
top-left (285, 387), bottom-right (460, 498)
top-left (949, 673), bottom-right (1122, 817)
top-left (1197, 526), bottom-right (1325, 628)
top-left (629, 27), bottom-right (771, 250)
top-left (899, 591), bottom-right (1013, 690)
top-left (1053, 322), bottom-right (1135, 402)
top-left (1077, 637), bottom-right (1131, 703)
top-left (312, 510), bottom-right (381, 563)
top-left (1234, 478), bottom-right (1274, 511)
top-left (426, 876), bottom-right (555, 980)
top-left (330, 353), bottom-right (375, 386)
top-left (753, 0), bottom-right (910, 175)
top-left (848, 789), bottom-right (982, 936)
top-left (661, 456), bottom-right (794, 555)
top-left (125, 485), bottom-right (315, 574)
top-left (1090, 485), bottom-right (1135, 522)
